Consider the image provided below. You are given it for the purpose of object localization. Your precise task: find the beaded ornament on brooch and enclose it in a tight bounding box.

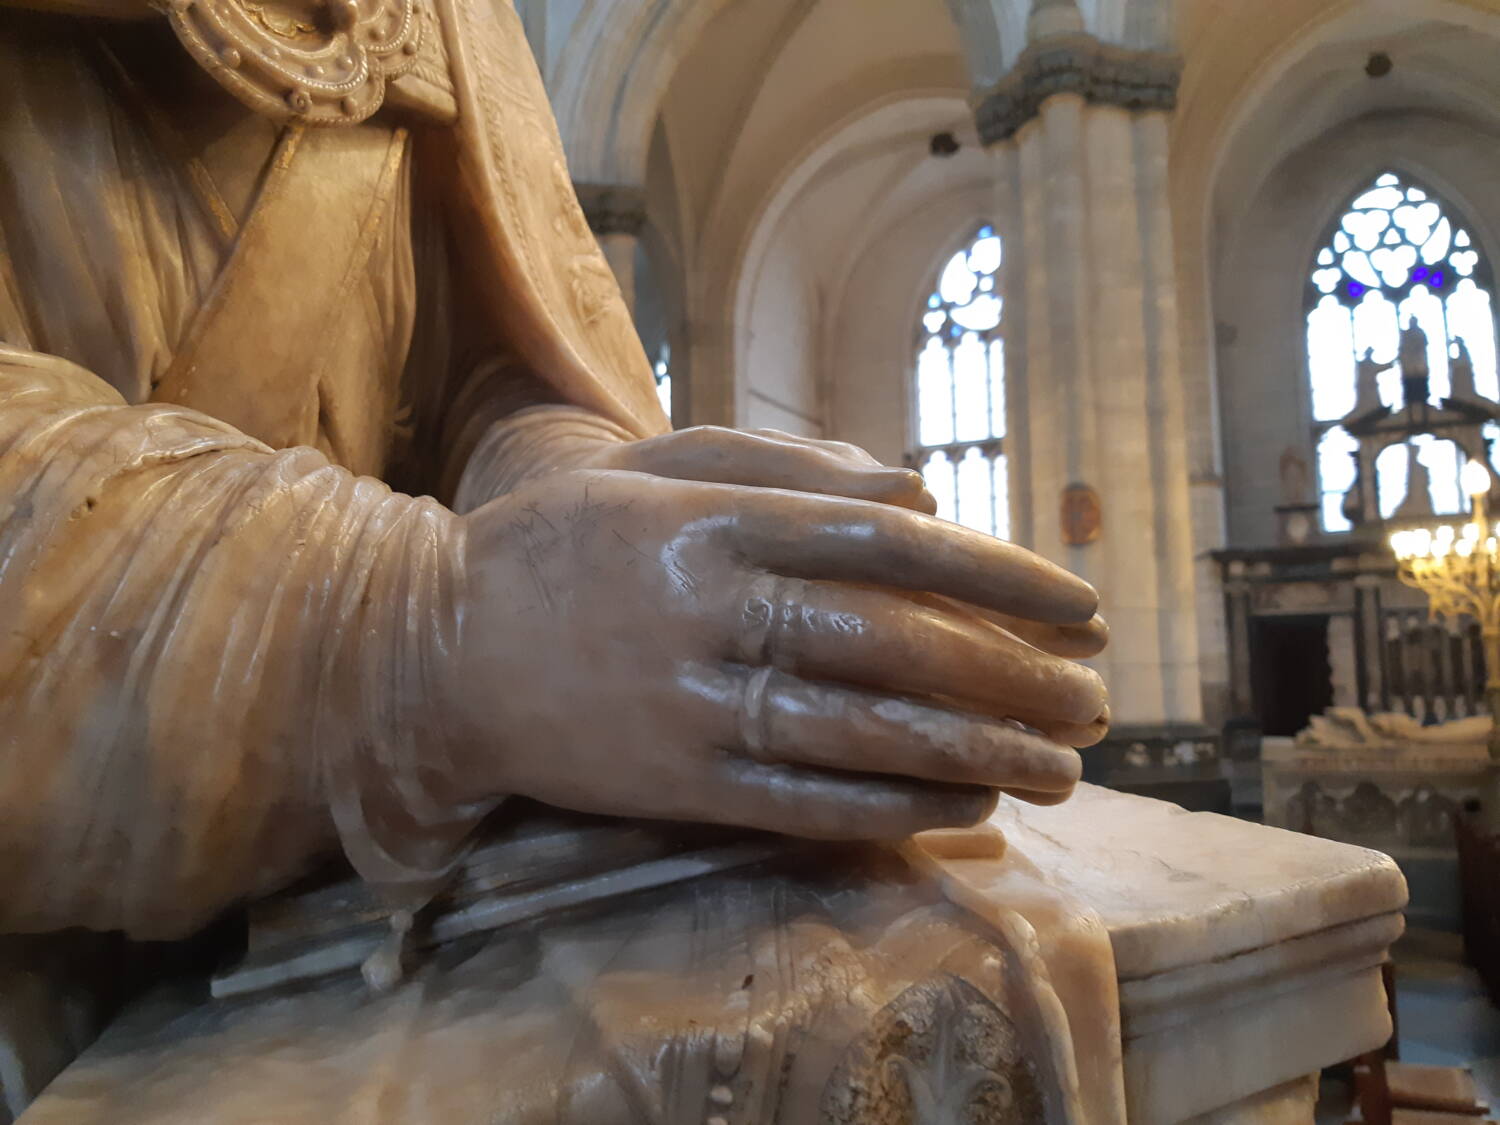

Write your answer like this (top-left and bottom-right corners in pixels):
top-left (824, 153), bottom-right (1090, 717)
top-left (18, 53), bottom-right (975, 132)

top-left (155, 0), bottom-right (424, 125)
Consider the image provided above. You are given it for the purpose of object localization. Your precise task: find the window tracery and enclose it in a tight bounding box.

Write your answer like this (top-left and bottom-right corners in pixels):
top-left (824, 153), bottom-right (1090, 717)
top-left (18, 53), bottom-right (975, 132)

top-left (1306, 172), bottom-right (1497, 531)
top-left (914, 226), bottom-right (1008, 538)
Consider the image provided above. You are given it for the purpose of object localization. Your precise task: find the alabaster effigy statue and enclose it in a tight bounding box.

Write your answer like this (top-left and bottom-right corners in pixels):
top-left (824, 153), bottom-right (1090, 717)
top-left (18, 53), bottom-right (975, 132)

top-left (0, 0), bottom-right (1110, 1120)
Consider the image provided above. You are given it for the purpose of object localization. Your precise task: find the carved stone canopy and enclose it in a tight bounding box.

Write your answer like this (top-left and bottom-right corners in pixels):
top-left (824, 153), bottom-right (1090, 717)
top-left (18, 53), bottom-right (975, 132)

top-left (974, 32), bottom-right (1181, 145)
top-left (1336, 381), bottom-right (1500, 532)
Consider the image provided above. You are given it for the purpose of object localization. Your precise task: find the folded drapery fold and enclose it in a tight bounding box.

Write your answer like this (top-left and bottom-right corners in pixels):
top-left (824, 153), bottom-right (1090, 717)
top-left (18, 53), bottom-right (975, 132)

top-left (0, 347), bottom-right (489, 939)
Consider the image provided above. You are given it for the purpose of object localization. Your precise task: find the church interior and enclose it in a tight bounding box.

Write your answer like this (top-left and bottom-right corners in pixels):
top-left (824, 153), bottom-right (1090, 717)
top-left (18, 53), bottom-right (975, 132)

top-left (3, 0), bottom-right (1500, 1120)
top-left (529, 0), bottom-right (1500, 1117)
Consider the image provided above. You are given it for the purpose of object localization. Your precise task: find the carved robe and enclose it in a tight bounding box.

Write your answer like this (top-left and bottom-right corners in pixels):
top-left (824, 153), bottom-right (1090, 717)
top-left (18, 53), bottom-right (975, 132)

top-left (0, 0), bottom-right (668, 944)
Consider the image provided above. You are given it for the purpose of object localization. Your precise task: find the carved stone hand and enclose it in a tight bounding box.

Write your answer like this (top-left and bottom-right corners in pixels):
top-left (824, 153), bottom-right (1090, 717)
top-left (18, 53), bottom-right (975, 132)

top-left (437, 460), bottom-right (1108, 841)
top-left (455, 413), bottom-right (943, 515)
top-left (581, 425), bottom-right (942, 513)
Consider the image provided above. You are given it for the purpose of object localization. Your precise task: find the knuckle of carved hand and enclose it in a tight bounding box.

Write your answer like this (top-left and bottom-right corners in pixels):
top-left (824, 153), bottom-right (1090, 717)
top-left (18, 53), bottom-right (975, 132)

top-left (769, 579), bottom-right (809, 663)
top-left (737, 666), bottom-right (775, 761)
top-left (738, 575), bottom-right (793, 665)
top-left (675, 425), bottom-right (717, 449)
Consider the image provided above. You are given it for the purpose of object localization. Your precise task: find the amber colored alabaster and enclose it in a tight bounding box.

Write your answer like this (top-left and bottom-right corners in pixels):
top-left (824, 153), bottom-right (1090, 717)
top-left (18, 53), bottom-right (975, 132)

top-left (0, 0), bottom-right (1107, 1119)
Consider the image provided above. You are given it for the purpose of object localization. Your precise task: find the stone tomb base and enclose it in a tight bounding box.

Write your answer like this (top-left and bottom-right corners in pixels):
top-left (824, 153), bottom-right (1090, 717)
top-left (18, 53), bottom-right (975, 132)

top-left (22, 786), bottom-right (1406, 1124)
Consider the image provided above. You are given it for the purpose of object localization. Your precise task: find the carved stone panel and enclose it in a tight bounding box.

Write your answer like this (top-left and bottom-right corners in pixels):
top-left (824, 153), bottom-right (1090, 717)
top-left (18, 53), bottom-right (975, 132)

top-left (820, 974), bottom-right (1046, 1125)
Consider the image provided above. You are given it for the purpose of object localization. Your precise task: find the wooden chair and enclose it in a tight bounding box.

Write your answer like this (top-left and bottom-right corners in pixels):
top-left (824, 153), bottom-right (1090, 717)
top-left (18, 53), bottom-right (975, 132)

top-left (1349, 964), bottom-right (1493, 1124)
top-left (1353, 1055), bottom-right (1493, 1123)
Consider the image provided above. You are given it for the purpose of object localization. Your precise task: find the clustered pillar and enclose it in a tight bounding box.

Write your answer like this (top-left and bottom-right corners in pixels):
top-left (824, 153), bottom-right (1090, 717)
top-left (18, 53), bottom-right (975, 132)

top-left (979, 11), bottom-right (1204, 738)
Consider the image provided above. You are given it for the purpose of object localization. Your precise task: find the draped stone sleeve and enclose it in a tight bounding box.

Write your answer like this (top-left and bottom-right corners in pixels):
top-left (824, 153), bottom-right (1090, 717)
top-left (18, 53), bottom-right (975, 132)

top-left (447, 394), bottom-right (634, 514)
top-left (0, 346), bottom-right (487, 940)
top-left (392, 192), bottom-right (643, 514)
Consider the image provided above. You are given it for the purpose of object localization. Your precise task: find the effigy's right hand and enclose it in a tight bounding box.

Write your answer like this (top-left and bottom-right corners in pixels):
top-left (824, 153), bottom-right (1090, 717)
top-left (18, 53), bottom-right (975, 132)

top-left (439, 468), bottom-right (1107, 841)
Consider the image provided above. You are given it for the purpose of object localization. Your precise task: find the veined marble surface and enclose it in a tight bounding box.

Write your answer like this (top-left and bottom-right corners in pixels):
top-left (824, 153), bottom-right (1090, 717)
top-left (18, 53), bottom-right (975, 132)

top-left (995, 783), bottom-right (1407, 976)
top-left (938, 784), bottom-right (1409, 1123)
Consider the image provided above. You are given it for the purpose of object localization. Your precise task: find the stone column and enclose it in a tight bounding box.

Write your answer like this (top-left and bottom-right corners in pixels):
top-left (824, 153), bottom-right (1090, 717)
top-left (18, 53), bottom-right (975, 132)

top-left (573, 182), bottom-right (647, 314)
top-left (977, 12), bottom-right (1203, 737)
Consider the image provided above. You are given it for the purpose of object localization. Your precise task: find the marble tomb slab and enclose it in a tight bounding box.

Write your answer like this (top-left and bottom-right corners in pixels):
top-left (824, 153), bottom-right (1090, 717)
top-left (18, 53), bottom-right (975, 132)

top-left (940, 784), bottom-right (1409, 1123)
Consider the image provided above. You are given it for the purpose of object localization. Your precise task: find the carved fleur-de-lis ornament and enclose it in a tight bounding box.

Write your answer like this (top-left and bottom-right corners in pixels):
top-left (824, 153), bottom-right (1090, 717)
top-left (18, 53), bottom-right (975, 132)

top-left (154, 0), bottom-right (424, 125)
top-left (880, 1000), bottom-right (1017, 1124)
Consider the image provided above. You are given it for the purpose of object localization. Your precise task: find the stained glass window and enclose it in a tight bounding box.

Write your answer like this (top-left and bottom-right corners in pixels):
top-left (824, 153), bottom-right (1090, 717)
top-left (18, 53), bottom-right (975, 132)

top-left (653, 341), bottom-right (672, 420)
top-left (1307, 172), bottom-right (1497, 531)
top-left (914, 226), bottom-right (1008, 538)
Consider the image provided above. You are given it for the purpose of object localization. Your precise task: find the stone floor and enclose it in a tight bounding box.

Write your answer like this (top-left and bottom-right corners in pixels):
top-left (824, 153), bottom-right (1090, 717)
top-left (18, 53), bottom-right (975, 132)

top-left (1317, 927), bottom-right (1500, 1122)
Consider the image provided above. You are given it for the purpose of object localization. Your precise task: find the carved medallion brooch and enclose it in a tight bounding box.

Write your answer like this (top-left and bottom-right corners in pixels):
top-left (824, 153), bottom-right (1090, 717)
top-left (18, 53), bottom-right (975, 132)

top-left (157, 0), bottom-right (423, 125)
